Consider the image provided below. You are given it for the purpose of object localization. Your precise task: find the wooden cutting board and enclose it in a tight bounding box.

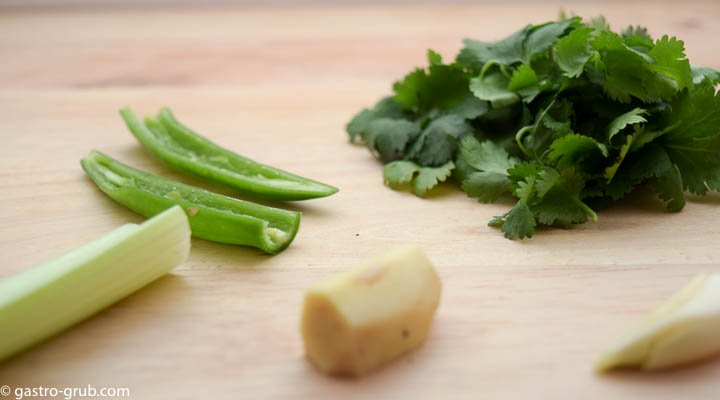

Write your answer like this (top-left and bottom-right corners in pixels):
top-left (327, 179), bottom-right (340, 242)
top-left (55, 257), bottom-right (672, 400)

top-left (1, 2), bottom-right (719, 398)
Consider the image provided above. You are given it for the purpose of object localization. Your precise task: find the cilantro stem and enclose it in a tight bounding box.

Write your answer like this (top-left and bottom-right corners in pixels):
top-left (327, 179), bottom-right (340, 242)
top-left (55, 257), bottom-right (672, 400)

top-left (529, 98), bottom-right (558, 160)
top-left (514, 125), bottom-right (533, 158)
top-left (515, 97), bottom-right (557, 161)
top-left (479, 60), bottom-right (511, 79)
top-left (574, 197), bottom-right (598, 222)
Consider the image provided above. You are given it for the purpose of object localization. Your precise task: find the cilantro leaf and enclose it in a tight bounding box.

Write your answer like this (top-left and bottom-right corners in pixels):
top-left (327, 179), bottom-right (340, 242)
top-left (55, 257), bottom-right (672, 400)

top-left (533, 168), bottom-right (594, 225)
top-left (648, 35), bottom-right (693, 92)
top-left (459, 136), bottom-right (519, 173)
top-left (383, 160), bottom-right (420, 188)
top-left (413, 161), bottom-right (455, 196)
top-left (365, 118), bottom-right (420, 163)
top-left (469, 73), bottom-right (520, 108)
top-left (393, 68), bottom-right (426, 111)
top-left (660, 81), bottom-right (720, 194)
top-left (651, 163), bottom-right (686, 212)
top-left (622, 25), bottom-right (651, 41)
top-left (346, 96), bottom-right (407, 141)
top-left (443, 93), bottom-right (490, 120)
top-left (542, 113), bottom-right (573, 137)
top-left (507, 162), bottom-right (540, 190)
top-left (607, 107), bottom-right (647, 141)
top-left (591, 30), bottom-right (676, 103)
top-left (461, 172), bottom-right (512, 203)
top-left (458, 136), bottom-right (519, 202)
top-left (393, 64), bottom-right (468, 113)
top-left (523, 18), bottom-right (578, 62)
top-left (507, 65), bottom-right (543, 102)
top-left (604, 143), bottom-right (687, 211)
top-left (427, 49), bottom-right (443, 66)
top-left (409, 115), bottom-right (473, 166)
top-left (692, 67), bottom-right (720, 85)
top-left (508, 65), bottom-right (540, 91)
top-left (621, 25), bottom-right (654, 51)
top-left (548, 134), bottom-right (608, 171)
top-left (457, 26), bottom-right (529, 69)
top-left (491, 200), bottom-right (536, 240)
top-left (383, 160), bottom-right (454, 197)
top-left (553, 26), bottom-right (594, 78)
top-left (490, 164), bottom-right (541, 238)
top-left (628, 122), bottom-right (680, 153)
top-left (605, 144), bottom-right (674, 199)
top-left (589, 16), bottom-right (610, 31)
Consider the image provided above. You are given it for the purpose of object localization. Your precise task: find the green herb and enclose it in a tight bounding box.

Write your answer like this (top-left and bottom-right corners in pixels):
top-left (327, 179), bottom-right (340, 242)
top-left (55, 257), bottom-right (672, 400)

top-left (81, 151), bottom-right (300, 253)
top-left (346, 16), bottom-right (720, 239)
top-left (121, 107), bottom-right (338, 201)
top-left (0, 206), bottom-right (190, 361)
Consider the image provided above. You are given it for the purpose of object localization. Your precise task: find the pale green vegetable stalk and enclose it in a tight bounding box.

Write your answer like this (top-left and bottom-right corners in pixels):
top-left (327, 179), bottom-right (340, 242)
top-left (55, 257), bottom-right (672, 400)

top-left (0, 206), bottom-right (191, 362)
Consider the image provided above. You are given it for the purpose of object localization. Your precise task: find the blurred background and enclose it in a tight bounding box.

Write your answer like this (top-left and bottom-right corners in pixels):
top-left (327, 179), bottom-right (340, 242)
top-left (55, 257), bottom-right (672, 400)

top-left (2, 0), bottom-right (674, 6)
top-left (1, 0), bottom-right (717, 92)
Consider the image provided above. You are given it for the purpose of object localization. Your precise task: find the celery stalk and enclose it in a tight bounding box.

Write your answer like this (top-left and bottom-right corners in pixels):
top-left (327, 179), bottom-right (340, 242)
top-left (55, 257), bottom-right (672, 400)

top-left (0, 206), bottom-right (191, 362)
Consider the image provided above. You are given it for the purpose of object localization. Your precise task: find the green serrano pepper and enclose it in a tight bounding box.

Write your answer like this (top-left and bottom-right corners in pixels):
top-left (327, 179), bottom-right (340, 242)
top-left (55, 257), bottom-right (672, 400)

top-left (119, 107), bottom-right (338, 201)
top-left (80, 151), bottom-right (300, 254)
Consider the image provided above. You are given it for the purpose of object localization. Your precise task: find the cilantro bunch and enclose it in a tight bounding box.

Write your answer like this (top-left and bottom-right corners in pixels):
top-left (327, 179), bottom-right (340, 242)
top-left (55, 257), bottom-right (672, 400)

top-left (346, 16), bottom-right (720, 239)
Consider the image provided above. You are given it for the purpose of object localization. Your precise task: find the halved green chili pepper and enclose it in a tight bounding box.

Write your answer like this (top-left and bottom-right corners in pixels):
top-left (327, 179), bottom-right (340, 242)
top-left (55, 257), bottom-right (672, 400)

top-left (119, 107), bottom-right (338, 201)
top-left (80, 151), bottom-right (300, 254)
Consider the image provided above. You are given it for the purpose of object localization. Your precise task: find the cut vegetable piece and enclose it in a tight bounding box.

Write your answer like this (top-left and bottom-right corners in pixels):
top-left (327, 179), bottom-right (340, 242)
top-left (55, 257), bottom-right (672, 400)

top-left (301, 245), bottom-right (441, 376)
top-left (595, 274), bottom-right (720, 371)
top-left (0, 206), bottom-right (190, 362)
top-left (120, 107), bottom-right (338, 201)
top-left (81, 150), bottom-right (300, 254)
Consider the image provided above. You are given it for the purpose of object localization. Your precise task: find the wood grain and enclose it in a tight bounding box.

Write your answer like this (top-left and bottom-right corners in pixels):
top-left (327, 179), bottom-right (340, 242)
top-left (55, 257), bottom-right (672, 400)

top-left (1, 3), bottom-right (719, 399)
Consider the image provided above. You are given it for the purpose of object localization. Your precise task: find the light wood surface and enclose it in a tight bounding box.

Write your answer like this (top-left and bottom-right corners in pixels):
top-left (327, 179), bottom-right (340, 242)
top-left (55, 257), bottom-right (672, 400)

top-left (1, 3), bottom-right (720, 399)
